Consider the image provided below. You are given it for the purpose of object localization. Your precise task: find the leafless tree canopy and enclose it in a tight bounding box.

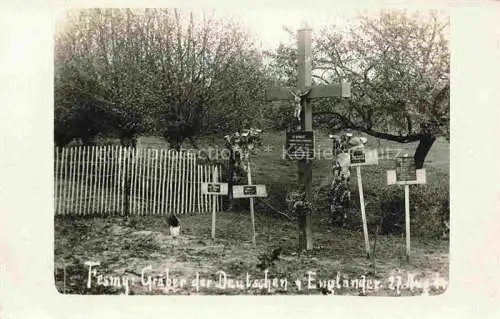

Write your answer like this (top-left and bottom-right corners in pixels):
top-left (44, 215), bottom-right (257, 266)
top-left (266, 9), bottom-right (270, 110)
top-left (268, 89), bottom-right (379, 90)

top-left (55, 9), bottom-right (449, 167)
top-left (55, 9), bottom-right (271, 147)
top-left (266, 10), bottom-right (450, 167)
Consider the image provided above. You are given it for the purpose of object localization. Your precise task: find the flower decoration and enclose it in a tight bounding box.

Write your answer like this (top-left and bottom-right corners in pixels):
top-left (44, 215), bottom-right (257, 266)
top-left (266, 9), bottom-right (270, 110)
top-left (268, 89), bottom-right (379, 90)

top-left (224, 128), bottom-right (263, 172)
top-left (286, 189), bottom-right (313, 216)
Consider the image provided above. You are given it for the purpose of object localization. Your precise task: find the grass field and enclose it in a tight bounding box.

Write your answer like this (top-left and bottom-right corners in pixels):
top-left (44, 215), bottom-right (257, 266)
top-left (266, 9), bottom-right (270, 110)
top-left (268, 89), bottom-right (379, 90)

top-left (54, 129), bottom-right (449, 296)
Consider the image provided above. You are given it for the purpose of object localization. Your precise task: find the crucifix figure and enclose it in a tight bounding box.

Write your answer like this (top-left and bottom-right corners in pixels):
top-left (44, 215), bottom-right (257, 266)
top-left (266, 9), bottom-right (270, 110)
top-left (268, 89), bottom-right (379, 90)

top-left (265, 22), bottom-right (351, 251)
top-left (287, 88), bottom-right (311, 130)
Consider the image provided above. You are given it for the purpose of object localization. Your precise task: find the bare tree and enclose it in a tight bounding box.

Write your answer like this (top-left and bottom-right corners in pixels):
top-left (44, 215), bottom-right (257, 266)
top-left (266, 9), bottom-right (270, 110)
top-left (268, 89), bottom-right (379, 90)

top-left (54, 9), bottom-right (271, 148)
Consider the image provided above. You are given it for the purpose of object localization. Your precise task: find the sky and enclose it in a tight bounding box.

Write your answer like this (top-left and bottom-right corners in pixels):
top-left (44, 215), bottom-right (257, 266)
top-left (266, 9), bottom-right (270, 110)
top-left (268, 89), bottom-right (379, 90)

top-left (54, 0), bottom-right (454, 51)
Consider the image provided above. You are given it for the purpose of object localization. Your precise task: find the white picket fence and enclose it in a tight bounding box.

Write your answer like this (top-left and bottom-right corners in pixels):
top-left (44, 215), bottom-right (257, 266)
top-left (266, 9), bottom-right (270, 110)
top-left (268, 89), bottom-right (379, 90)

top-left (54, 146), bottom-right (223, 215)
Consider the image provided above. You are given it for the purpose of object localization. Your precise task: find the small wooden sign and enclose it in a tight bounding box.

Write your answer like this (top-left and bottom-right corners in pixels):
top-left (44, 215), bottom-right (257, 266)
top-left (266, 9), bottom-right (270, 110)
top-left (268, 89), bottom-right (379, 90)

top-left (386, 157), bottom-right (428, 263)
top-left (395, 156), bottom-right (417, 182)
top-left (349, 148), bottom-right (379, 166)
top-left (285, 131), bottom-right (314, 160)
top-left (201, 182), bottom-right (229, 195)
top-left (347, 147), bottom-right (379, 259)
top-left (233, 185), bottom-right (267, 198)
top-left (387, 168), bottom-right (426, 185)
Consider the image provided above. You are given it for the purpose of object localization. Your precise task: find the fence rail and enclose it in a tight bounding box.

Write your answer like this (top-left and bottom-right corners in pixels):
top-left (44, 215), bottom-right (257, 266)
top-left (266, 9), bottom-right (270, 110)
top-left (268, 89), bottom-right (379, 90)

top-left (54, 146), bottom-right (222, 215)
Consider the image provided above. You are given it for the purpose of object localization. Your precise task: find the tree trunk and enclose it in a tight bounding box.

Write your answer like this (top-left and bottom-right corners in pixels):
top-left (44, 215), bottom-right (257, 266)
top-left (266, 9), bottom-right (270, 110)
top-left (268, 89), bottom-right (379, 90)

top-left (122, 145), bottom-right (135, 215)
top-left (54, 131), bottom-right (73, 148)
top-left (119, 136), bottom-right (136, 215)
top-left (226, 150), bottom-right (237, 212)
top-left (413, 134), bottom-right (436, 169)
top-left (119, 134), bottom-right (137, 148)
top-left (123, 174), bottom-right (131, 215)
top-left (81, 136), bottom-right (94, 146)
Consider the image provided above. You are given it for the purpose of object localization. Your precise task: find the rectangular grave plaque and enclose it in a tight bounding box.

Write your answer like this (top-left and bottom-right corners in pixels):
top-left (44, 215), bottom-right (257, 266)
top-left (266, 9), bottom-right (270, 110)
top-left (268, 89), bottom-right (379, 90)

top-left (285, 131), bottom-right (315, 160)
top-left (233, 185), bottom-right (268, 198)
top-left (349, 149), bottom-right (379, 166)
top-left (395, 156), bottom-right (417, 182)
top-left (243, 186), bottom-right (257, 195)
top-left (201, 182), bottom-right (228, 195)
top-left (350, 149), bottom-right (366, 164)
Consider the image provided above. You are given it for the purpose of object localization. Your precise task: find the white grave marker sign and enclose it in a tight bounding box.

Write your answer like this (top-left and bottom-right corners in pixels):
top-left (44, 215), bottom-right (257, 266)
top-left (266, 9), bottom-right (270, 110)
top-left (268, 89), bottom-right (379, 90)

top-left (349, 148), bottom-right (379, 166)
top-left (201, 168), bottom-right (228, 239)
top-left (232, 185), bottom-right (268, 199)
top-left (201, 182), bottom-right (229, 195)
top-left (386, 155), bottom-right (427, 262)
top-left (348, 147), bottom-right (379, 258)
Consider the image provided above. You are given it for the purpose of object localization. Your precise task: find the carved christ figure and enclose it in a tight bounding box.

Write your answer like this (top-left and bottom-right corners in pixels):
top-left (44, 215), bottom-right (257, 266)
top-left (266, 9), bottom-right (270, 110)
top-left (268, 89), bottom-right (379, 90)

top-left (287, 88), bottom-right (311, 131)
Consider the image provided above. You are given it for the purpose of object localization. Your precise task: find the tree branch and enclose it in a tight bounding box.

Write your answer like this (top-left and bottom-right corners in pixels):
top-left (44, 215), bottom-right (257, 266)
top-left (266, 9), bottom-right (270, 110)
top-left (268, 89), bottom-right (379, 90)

top-left (433, 83), bottom-right (450, 108)
top-left (314, 110), bottom-right (422, 143)
top-left (312, 74), bottom-right (330, 84)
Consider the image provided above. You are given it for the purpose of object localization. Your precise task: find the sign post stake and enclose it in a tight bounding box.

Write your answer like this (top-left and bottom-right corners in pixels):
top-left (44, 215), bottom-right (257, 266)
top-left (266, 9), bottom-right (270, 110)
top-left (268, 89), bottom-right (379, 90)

top-left (356, 166), bottom-right (371, 258)
top-left (247, 158), bottom-right (256, 246)
top-left (404, 184), bottom-right (411, 262)
top-left (386, 154), bottom-right (426, 263)
top-left (232, 176), bottom-right (267, 245)
top-left (211, 167), bottom-right (218, 239)
top-left (201, 173), bottom-right (228, 239)
top-left (349, 147), bottom-right (378, 257)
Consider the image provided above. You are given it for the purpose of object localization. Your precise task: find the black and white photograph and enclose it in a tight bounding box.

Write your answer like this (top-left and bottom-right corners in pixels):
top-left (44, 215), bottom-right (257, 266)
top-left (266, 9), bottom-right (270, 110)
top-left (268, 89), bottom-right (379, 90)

top-left (243, 186), bottom-right (258, 196)
top-left (4, 0), bottom-right (500, 317)
top-left (207, 183), bottom-right (221, 193)
top-left (50, 4), bottom-right (453, 296)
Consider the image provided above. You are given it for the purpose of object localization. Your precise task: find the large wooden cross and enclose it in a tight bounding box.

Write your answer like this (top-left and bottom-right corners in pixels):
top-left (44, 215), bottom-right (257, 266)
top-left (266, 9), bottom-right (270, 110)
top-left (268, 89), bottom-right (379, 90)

top-left (265, 23), bottom-right (351, 251)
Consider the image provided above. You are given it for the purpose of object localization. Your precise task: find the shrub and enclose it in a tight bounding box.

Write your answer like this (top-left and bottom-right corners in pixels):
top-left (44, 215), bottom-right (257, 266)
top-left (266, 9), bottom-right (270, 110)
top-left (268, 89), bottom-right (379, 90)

top-left (254, 181), bottom-right (297, 218)
top-left (410, 184), bottom-right (449, 239)
top-left (264, 173), bottom-right (448, 240)
top-left (343, 183), bottom-right (449, 239)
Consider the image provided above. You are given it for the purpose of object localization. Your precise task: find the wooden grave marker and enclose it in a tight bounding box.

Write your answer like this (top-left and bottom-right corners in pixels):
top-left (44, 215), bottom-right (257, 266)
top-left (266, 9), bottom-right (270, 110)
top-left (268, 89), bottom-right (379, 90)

top-left (232, 159), bottom-right (267, 246)
top-left (348, 147), bottom-right (379, 258)
top-left (201, 167), bottom-right (228, 239)
top-left (387, 154), bottom-right (427, 262)
top-left (265, 22), bottom-right (351, 250)
top-left (233, 185), bottom-right (268, 198)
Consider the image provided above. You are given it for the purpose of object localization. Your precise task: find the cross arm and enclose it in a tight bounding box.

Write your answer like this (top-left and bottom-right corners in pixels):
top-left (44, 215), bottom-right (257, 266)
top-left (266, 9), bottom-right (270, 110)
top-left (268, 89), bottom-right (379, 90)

top-left (265, 82), bottom-right (351, 102)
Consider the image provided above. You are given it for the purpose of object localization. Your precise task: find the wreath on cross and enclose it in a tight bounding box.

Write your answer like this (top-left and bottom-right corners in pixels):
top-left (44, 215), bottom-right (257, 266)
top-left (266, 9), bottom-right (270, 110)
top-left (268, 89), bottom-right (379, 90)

top-left (285, 189), bottom-right (313, 218)
top-left (328, 132), bottom-right (368, 224)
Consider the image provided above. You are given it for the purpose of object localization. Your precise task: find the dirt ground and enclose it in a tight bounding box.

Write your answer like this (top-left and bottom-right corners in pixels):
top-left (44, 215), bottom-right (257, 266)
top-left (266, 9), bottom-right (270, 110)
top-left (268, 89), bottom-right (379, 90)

top-left (54, 211), bottom-right (449, 296)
